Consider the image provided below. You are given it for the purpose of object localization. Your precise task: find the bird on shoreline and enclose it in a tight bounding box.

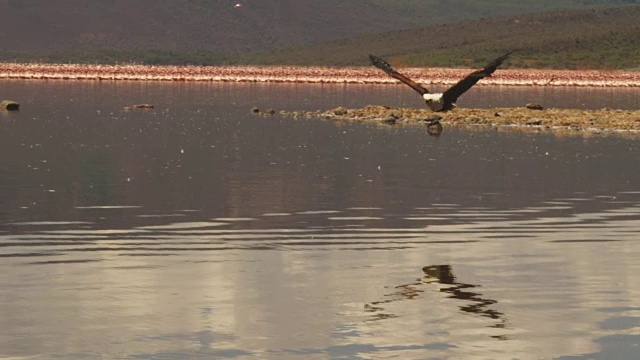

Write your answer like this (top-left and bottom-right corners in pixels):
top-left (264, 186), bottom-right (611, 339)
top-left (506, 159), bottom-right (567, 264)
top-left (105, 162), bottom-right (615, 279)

top-left (369, 52), bottom-right (513, 112)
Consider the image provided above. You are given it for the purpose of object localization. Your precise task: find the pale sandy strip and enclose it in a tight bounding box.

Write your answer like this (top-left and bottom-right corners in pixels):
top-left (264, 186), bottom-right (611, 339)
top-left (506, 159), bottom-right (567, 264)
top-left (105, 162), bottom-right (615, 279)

top-left (1, 63), bottom-right (639, 87)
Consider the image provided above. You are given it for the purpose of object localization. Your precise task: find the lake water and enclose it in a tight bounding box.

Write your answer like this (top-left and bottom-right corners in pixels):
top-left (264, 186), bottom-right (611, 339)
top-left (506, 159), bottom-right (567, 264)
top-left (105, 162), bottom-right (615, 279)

top-left (1, 80), bottom-right (640, 359)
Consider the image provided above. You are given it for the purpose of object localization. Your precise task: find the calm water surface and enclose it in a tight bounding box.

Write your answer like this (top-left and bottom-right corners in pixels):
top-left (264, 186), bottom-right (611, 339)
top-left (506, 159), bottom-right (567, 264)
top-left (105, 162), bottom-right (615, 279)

top-left (1, 81), bottom-right (640, 359)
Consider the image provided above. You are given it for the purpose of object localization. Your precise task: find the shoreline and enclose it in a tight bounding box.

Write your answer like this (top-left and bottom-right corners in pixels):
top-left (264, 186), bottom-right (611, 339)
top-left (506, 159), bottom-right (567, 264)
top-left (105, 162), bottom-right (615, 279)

top-left (4, 62), bottom-right (639, 136)
top-left (1, 62), bottom-right (639, 87)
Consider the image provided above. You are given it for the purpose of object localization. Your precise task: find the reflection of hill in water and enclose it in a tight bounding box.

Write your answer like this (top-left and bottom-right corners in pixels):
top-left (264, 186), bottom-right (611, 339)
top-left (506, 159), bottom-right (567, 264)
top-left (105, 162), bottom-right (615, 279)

top-left (366, 265), bottom-right (507, 337)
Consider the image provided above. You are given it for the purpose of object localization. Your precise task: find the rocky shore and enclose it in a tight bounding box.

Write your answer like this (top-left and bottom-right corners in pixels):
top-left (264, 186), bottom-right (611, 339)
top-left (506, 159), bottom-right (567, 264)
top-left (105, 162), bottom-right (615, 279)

top-left (277, 105), bottom-right (640, 137)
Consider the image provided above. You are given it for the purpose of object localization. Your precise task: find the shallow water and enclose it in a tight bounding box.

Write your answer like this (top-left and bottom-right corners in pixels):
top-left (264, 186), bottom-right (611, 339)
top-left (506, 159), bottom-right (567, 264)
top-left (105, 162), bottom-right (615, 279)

top-left (1, 81), bottom-right (640, 359)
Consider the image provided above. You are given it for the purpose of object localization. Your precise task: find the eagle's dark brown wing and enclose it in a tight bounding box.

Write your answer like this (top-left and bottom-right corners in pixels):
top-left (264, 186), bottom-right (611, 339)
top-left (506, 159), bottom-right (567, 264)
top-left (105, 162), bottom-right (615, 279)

top-left (442, 52), bottom-right (512, 104)
top-left (369, 54), bottom-right (429, 96)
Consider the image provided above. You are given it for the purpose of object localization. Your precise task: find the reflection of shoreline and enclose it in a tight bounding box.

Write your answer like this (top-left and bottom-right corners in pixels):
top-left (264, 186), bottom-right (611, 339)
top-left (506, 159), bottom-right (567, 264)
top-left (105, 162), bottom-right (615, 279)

top-left (1, 63), bottom-right (639, 87)
top-left (366, 265), bottom-right (507, 337)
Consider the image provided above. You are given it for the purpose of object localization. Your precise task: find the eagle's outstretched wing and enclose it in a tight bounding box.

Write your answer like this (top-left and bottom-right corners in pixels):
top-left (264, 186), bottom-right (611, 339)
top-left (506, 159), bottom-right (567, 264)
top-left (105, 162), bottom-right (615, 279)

top-left (369, 54), bottom-right (429, 96)
top-left (442, 52), bottom-right (512, 104)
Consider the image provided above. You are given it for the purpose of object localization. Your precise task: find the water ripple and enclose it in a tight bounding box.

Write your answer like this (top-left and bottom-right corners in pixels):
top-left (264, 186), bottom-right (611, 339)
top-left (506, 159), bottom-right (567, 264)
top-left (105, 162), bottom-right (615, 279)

top-left (1, 192), bottom-right (639, 263)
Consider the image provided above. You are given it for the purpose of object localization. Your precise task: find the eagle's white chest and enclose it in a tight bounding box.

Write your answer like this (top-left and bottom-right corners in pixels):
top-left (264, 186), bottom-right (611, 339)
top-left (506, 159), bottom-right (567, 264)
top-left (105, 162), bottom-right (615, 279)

top-left (423, 93), bottom-right (443, 103)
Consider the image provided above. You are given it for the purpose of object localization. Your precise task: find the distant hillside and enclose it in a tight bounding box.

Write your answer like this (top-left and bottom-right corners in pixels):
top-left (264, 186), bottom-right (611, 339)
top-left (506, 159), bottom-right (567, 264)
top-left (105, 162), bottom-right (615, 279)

top-left (241, 5), bottom-right (640, 70)
top-left (0, 0), bottom-right (633, 66)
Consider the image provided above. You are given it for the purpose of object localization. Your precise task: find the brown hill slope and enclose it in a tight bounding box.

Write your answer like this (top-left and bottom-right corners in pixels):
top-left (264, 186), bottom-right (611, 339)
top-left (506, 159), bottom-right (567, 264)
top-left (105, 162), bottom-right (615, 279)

top-left (0, 0), bottom-right (631, 65)
top-left (0, 0), bottom-right (408, 54)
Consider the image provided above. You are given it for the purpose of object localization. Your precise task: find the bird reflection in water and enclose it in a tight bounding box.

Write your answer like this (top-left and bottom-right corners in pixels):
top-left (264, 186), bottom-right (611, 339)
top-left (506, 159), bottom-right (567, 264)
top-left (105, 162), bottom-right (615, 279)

top-left (365, 265), bottom-right (507, 337)
top-left (426, 119), bottom-right (443, 137)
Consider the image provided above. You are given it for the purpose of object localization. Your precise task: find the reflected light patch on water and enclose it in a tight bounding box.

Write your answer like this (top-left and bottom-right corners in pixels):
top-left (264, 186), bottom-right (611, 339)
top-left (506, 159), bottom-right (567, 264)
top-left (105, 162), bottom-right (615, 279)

top-left (75, 205), bottom-right (144, 209)
top-left (136, 222), bottom-right (230, 230)
top-left (6, 221), bottom-right (93, 226)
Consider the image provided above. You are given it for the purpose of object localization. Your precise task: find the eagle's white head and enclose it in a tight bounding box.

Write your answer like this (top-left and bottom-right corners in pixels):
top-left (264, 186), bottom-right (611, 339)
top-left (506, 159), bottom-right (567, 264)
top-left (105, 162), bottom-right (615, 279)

top-left (423, 93), bottom-right (443, 103)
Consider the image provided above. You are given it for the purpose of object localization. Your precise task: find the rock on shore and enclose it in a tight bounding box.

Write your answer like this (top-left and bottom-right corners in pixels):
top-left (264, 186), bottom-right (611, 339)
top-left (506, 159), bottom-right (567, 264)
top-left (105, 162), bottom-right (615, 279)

top-left (1, 100), bottom-right (20, 111)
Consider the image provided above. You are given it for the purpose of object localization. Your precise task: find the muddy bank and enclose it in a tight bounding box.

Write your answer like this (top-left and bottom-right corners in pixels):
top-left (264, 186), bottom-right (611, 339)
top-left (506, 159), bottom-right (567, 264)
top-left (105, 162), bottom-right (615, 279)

top-left (1, 63), bottom-right (639, 87)
top-left (278, 105), bottom-right (640, 137)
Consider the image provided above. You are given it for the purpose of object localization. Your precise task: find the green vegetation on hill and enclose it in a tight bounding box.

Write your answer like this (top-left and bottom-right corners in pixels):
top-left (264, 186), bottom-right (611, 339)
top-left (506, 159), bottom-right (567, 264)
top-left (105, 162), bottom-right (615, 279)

top-left (240, 5), bottom-right (640, 70)
top-left (372, 0), bottom-right (632, 21)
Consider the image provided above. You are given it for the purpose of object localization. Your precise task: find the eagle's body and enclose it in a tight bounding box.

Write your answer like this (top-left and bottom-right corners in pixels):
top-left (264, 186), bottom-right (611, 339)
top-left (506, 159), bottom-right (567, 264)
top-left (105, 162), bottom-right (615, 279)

top-left (369, 53), bottom-right (512, 112)
top-left (421, 93), bottom-right (449, 112)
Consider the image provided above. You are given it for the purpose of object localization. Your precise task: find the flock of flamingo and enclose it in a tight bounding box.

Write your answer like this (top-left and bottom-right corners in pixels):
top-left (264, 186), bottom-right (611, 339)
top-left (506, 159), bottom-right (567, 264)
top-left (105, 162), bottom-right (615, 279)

top-left (1, 62), bottom-right (639, 87)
